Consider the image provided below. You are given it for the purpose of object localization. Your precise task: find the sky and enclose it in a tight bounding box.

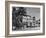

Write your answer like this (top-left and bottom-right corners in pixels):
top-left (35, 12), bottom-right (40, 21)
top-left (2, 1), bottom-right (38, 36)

top-left (25, 7), bottom-right (40, 20)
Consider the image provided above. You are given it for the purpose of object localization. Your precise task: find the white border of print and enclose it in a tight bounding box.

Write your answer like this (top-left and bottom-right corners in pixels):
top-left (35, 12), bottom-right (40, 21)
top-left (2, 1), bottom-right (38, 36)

top-left (9, 3), bottom-right (43, 34)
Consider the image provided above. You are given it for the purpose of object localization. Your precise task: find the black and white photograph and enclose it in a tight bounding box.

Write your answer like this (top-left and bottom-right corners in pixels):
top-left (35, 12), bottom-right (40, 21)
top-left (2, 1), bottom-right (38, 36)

top-left (8, 3), bottom-right (44, 35)
top-left (12, 7), bottom-right (40, 31)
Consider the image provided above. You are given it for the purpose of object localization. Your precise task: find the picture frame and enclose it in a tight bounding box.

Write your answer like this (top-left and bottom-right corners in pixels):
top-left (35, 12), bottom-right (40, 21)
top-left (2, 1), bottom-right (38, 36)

top-left (5, 1), bottom-right (45, 37)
